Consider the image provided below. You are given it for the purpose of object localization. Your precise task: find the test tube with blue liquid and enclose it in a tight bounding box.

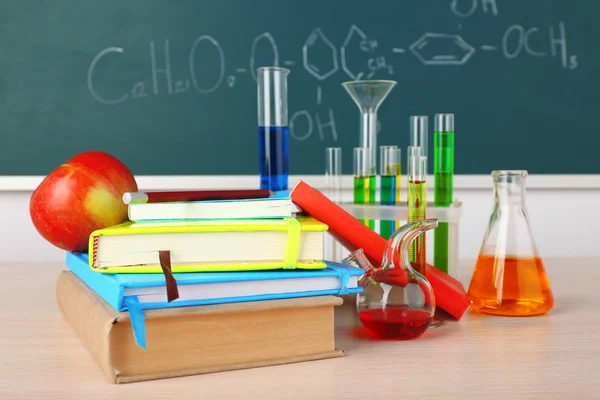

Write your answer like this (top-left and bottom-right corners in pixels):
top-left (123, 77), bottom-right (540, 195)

top-left (379, 145), bottom-right (401, 239)
top-left (257, 67), bottom-right (290, 192)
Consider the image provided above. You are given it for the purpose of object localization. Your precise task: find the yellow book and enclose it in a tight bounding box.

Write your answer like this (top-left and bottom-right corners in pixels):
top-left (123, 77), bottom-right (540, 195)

top-left (89, 216), bottom-right (328, 273)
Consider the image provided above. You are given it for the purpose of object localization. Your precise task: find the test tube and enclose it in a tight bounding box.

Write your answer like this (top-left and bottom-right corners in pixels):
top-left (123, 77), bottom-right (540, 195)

top-left (407, 145), bottom-right (424, 159)
top-left (257, 66), bottom-right (290, 192)
top-left (325, 147), bottom-right (343, 261)
top-left (434, 113), bottom-right (455, 274)
top-left (407, 147), bottom-right (428, 275)
top-left (325, 147), bottom-right (342, 201)
top-left (410, 116), bottom-right (429, 158)
top-left (353, 147), bottom-right (376, 230)
top-left (379, 146), bottom-right (402, 239)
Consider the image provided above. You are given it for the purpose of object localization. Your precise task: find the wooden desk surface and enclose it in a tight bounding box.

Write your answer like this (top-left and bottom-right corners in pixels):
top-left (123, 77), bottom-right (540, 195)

top-left (1, 258), bottom-right (598, 399)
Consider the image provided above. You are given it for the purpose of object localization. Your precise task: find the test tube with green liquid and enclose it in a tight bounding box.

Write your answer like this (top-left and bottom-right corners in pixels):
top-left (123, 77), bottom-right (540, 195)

top-left (433, 114), bottom-right (455, 274)
top-left (379, 145), bottom-right (401, 239)
top-left (354, 147), bottom-right (376, 230)
top-left (407, 146), bottom-right (427, 276)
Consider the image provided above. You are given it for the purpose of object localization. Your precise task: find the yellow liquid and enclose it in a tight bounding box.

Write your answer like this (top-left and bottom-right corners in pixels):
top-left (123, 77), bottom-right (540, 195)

top-left (354, 175), bottom-right (376, 230)
top-left (407, 180), bottom-right (426, 275)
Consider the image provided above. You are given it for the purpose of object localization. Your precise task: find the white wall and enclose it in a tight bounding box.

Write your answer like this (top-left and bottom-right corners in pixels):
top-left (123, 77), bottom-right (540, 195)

top-left (2, 175), bottom-right (598, 271)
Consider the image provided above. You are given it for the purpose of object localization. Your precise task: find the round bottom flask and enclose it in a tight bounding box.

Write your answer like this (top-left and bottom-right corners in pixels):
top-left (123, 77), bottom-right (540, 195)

top-left (343, 219), bottom-right (438, 340)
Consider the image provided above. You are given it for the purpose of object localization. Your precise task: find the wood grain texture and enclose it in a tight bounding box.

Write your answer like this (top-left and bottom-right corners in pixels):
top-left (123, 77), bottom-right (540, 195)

top-left (1, 258), bottom-right (599, 399)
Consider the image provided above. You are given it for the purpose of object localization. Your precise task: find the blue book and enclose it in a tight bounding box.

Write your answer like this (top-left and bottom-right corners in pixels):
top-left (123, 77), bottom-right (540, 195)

top-left (66, 252), bottom-right (364, 350)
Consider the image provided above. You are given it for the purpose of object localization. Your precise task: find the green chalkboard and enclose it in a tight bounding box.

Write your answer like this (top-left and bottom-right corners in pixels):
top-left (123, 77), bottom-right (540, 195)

top-left (1, 0), bottom-right (597, 175)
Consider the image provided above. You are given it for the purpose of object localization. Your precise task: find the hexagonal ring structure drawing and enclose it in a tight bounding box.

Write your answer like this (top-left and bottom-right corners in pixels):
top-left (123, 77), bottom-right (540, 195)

top-left (302, 28), bottom-right (339, 81)
top-left (340, 25), bottom-right (368, 80)
top-left (410, 33), bottom-right (475, 65)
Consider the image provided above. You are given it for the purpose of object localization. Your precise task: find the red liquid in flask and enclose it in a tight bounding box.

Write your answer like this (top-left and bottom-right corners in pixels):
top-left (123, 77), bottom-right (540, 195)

top-left (358, 308), bottom-right (432, 340)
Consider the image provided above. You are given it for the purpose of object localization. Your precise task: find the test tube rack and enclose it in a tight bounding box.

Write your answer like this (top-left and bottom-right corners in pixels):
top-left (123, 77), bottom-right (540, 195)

top-left (337, 201), bottom-right (463, 280)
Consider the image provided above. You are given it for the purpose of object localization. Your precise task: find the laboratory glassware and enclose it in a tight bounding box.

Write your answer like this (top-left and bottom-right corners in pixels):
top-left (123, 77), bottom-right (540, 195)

top-left (467, 170), bottom-right (554, 316)
top-left (257, 66), bottom-right (290, 192)
top-left (325, 147), bottom-right (343, 261)
top-left (354, 147), bottom-right (376, 230)
top-left (379, 145), bottom-right (401, 239)
top-left (410, 115), bottom-right (429, 158)
top-left (342, 219), bottom-right (438, 340)
top-left (433, 113), bottom-right (455, 274)
top-left (342, 80), bottom-right (397, 176)
top-left (407, 147), bottom-right (427, 276)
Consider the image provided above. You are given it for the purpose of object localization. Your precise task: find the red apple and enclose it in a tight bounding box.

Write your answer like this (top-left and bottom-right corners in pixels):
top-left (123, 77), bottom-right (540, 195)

top-left (30, 151), bottom-right (138, 252)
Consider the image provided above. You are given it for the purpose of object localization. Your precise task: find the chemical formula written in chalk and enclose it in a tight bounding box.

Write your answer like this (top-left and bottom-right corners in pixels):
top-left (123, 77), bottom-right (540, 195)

top-left (86, 0), bottom-right (580, 142)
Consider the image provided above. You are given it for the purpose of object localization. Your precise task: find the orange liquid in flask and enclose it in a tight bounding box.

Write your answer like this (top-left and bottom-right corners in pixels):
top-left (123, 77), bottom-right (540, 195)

top-left (467, 254), bottom-right (554, 316)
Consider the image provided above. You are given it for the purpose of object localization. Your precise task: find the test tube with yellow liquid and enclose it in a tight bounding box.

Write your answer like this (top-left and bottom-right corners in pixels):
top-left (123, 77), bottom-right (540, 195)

top-left (407, 146), bottom-right (427, 275)
top-left (353, 147), bottom-right (376, 230)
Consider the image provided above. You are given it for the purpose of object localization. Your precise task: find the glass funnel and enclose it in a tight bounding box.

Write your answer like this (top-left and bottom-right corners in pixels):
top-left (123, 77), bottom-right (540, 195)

top-left (342, 80), bottom-right (396, 176)
top-left (467, 170), bottom-right (554, 316)
top-left (342, 219), bottom-right (438, 340)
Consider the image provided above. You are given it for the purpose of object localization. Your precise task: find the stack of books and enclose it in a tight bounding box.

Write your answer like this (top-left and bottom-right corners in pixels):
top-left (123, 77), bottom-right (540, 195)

top-left (56, 189), bottom-right (364, 384)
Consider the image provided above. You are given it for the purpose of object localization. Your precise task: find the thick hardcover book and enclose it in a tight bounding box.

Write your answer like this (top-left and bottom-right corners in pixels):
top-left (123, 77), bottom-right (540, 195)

top-left (56, 271), bottom-right (345, 384)
top-left (66, 251), bottom-right (363, 348)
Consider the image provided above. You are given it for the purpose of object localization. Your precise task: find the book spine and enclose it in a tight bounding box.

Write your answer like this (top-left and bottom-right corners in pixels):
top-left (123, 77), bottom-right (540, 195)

top-left (56, 272), bottom-right (118, 383)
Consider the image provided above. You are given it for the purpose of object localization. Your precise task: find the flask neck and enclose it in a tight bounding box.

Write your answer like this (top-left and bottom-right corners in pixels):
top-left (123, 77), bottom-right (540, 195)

top-left (493, 170), bottom-right (528, 208)
top-left (342, 249), bottom-right (376, 274)
top-left (383, 219), bottom-right (438, 274)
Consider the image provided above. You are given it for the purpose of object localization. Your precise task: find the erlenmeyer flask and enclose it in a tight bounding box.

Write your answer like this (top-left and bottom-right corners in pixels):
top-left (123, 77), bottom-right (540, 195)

top-left (467, 170), bottom-right (554, 316)
top-left (342, 219), bottom-right (438, 340)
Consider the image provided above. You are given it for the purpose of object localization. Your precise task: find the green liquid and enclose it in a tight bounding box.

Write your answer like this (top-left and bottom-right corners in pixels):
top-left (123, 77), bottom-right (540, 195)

top-left (434, 222), bottom-right (449, 273)
top-left (434, 172), bottom-right (453, 205)
top-left (380, 174), bottom-right (400, 239)
top-left (433, 130), bottom-right (454, 274)
top-left (354, 175), bottom-right (376, 230)
top-left (408, 180), bottom-right (426, 275)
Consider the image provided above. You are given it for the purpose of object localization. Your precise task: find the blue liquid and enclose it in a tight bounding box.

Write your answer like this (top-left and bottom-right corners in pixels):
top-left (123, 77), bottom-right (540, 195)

top-left (258, 126), bottom-right (289, 191)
